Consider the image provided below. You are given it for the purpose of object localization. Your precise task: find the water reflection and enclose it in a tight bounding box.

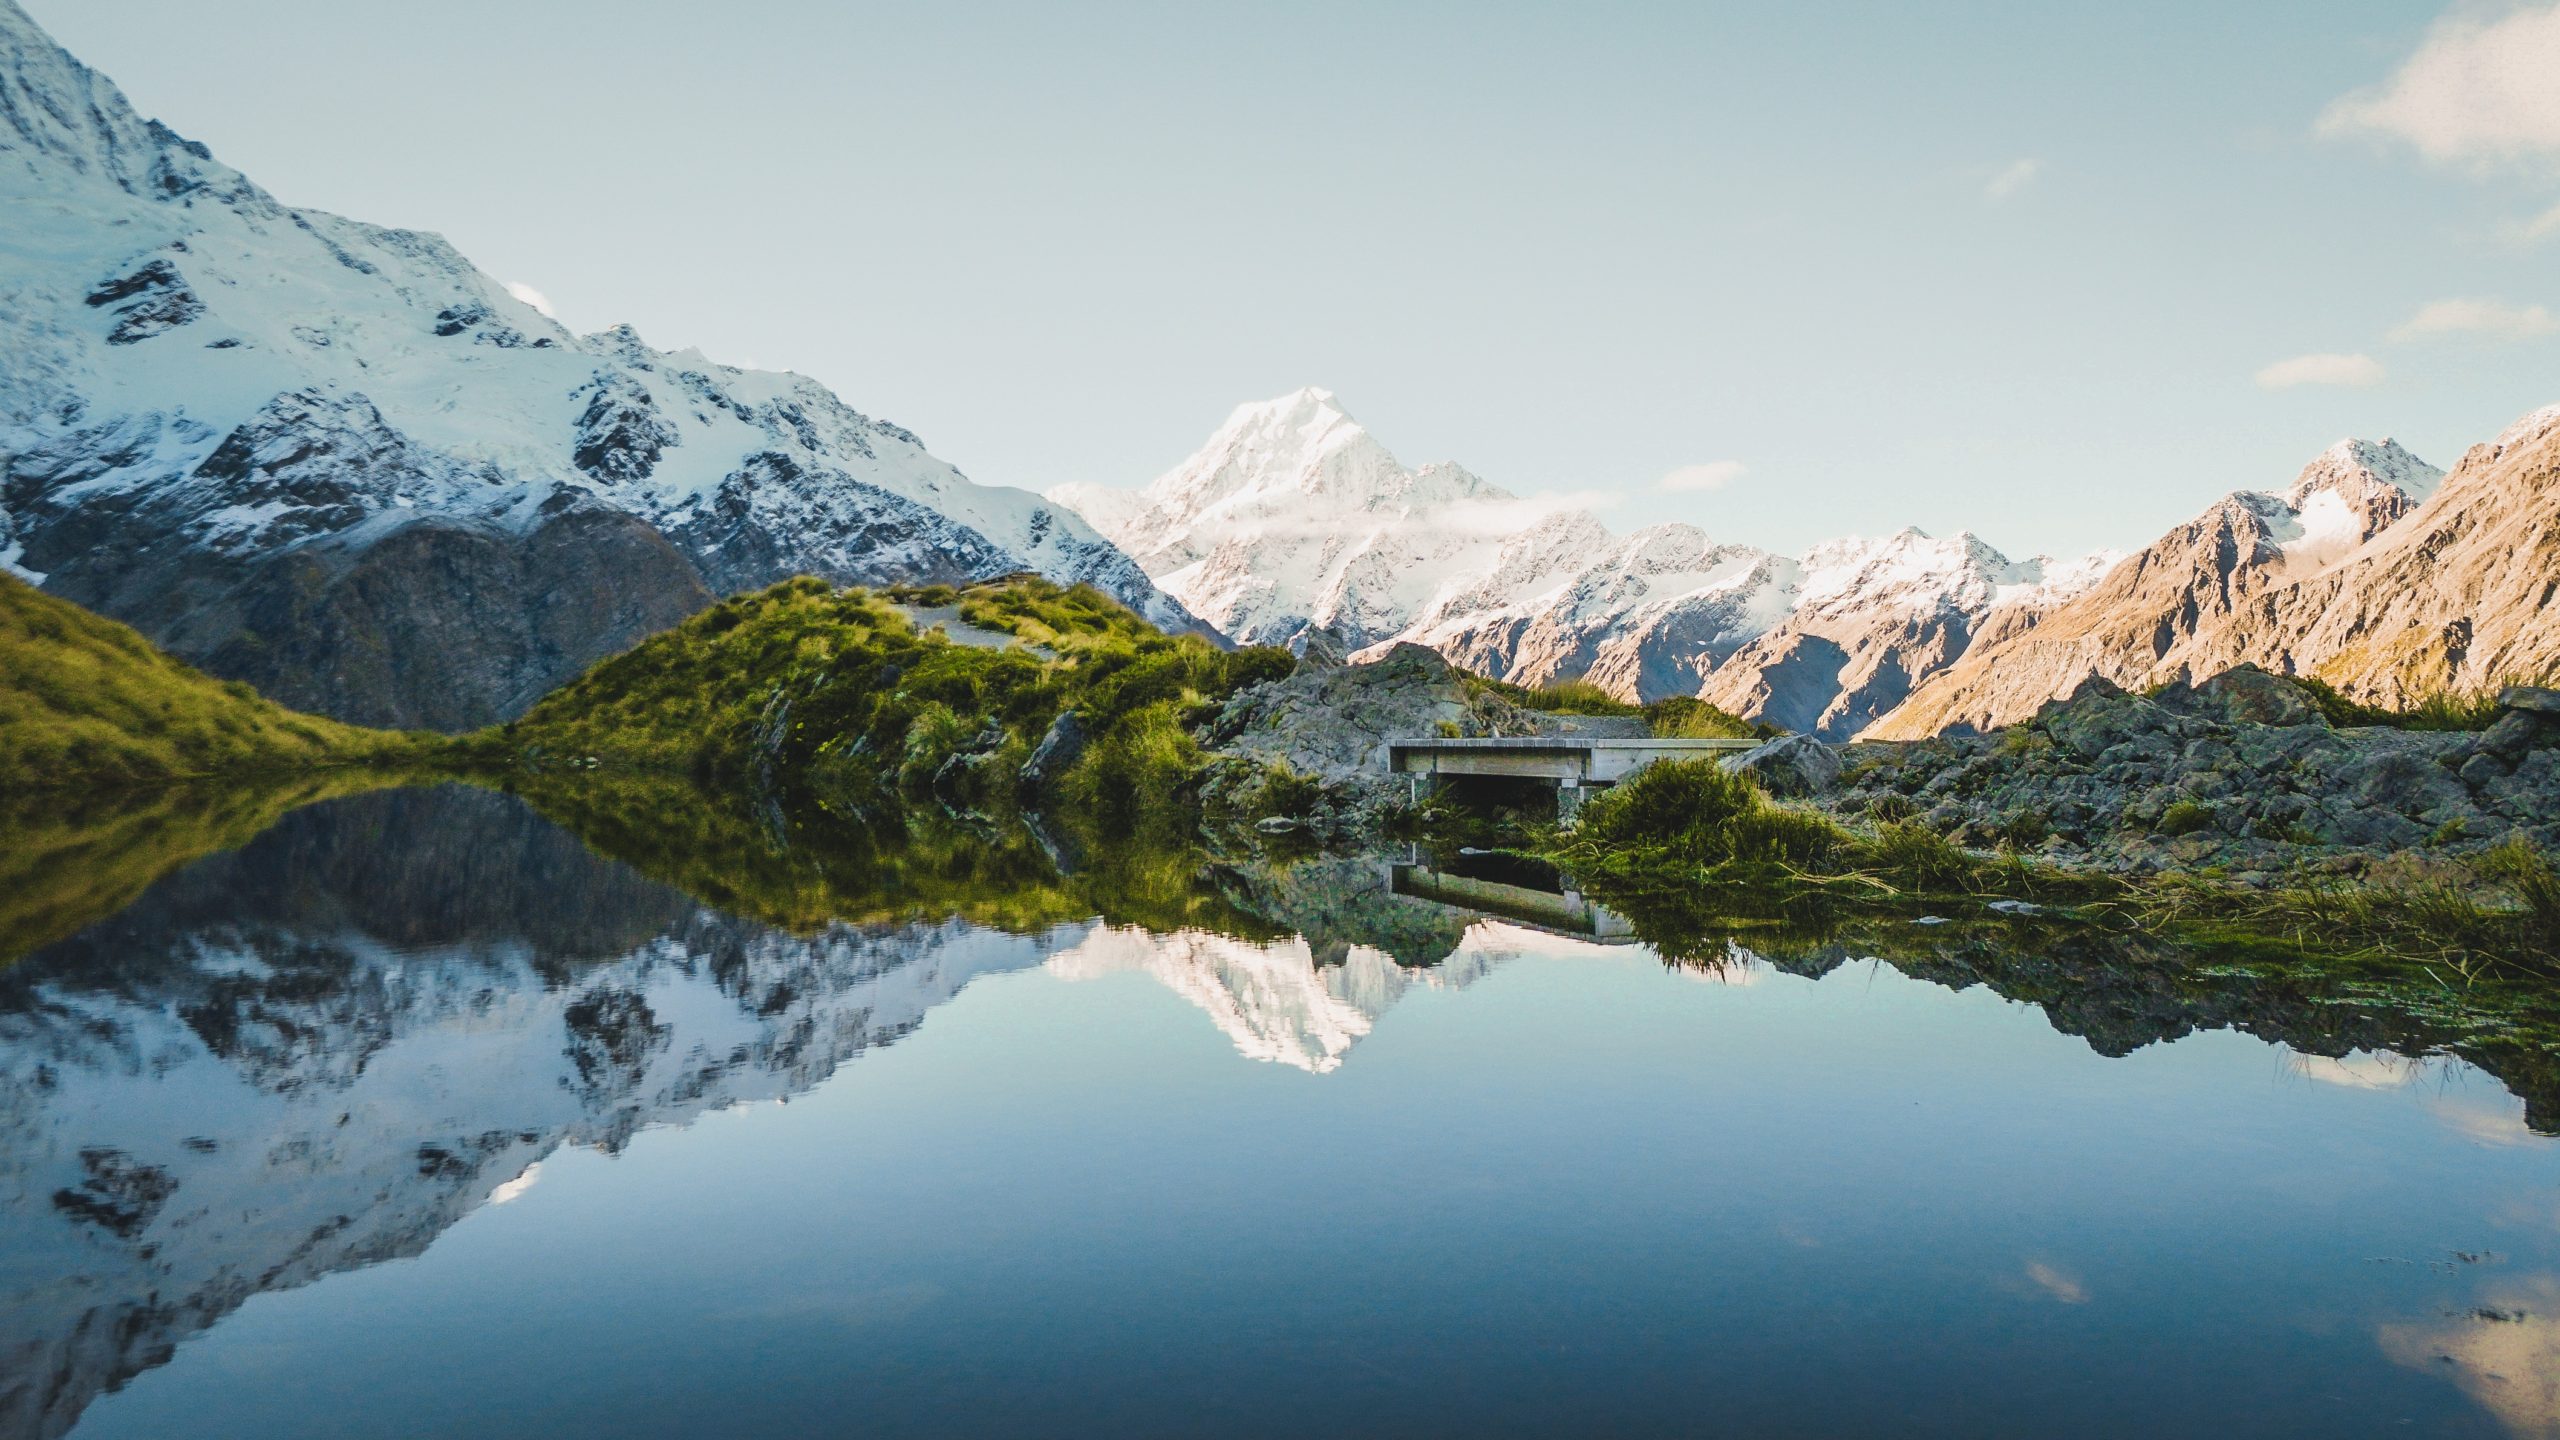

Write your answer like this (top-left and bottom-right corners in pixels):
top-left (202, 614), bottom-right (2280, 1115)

top-left (4, 780), bottom-right (2560, 1439)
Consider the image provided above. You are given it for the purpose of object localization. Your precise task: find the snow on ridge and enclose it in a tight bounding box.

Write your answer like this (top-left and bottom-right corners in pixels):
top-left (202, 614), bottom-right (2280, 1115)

top-left (0, 0), bottom-right (1195, 638)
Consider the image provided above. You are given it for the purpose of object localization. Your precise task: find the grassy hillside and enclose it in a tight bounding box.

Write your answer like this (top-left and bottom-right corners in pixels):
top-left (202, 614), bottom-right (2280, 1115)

top-left (500, 575), bottom-right (1297, 835)
top-left (0, 573), bottom-right (435, 792)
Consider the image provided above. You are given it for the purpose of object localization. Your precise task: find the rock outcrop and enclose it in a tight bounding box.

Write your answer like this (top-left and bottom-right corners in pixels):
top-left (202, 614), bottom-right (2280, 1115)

top-left (1833, 668), bottom-right (2560, 876)
top-left (1197, 642), bottom-right (1646, 834)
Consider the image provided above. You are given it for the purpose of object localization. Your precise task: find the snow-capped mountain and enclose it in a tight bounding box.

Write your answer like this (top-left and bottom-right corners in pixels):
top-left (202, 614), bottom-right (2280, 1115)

top-left (0, 0), bottom-right (1191, 728)
top-left (1869, 437), bottom-right (2450, 739)
top-left (1050, 388), bottom-right (1532, 650)
top-left (1695, 530), bottom-right (2125, 739)
top-left (1052, 388), bottom-right (2119, 732)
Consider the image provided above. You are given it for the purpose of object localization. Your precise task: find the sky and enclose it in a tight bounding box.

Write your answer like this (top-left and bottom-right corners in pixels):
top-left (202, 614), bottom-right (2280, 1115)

top-left (31, 0), bottom-right (2560, 560)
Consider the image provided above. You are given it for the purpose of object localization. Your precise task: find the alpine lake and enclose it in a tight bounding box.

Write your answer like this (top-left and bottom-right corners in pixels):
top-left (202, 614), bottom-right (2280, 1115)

top-left (6, 774), bottom-right (2560, 1440)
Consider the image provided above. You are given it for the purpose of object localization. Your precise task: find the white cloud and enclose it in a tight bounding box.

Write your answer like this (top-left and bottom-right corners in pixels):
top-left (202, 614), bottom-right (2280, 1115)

top-left (2318, 3), bottom-right (2560, 171)
top-left (2024, 1262), bottom-right (2089, 1305)
top-left (1985, 158), bottom-right (2043, 201)
top-left (2255, 352), bottom-right (2386, 390)
top-left (503, 280), bottom-right (557, 317)
top-left (2391, 296), bottom-right (2560, 340)
top-left (1658, 460), bottom-right (1747, 493)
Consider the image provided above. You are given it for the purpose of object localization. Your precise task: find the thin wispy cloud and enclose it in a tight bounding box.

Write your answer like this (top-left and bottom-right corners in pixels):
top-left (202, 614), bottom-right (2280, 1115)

top-left (2024, 1262), bottom-right (2089, 1305)
top-left (503, 280), bottom-right (556, 317)
top-left (2255, 352), bottom-right (2385, 390)
top-left (2508, 200), bottom-right (2560, 245)
top-left (2391, 297), bottom-right (2559, 341)
top-left (1985, 158), bottom-right (2043, 201)
top-left (1658, 461), bottom-right (1747, 494)
top-left (2318, 3), bottom-right (2560, 171)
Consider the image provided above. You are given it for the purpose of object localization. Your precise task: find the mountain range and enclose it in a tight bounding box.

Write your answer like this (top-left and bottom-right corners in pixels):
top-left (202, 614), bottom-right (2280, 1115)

top-left (4, 0), bottom-right (2550, 742)
top-left (0, 0), bottom-right (1191, 729)
top-left (1053, 388), bottom-right (2559, 738)
top-left (1053, 388), bottom-right (2129, 736)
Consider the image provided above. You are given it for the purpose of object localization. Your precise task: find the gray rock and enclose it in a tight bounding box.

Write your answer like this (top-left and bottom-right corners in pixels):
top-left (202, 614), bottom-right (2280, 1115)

top-left (1719, 734), bottom-right (1844, 798)
top-left (2460, 753), bottom-right (2511, 792)
top-left (2479, 711), bottom-right (2543, 763)
top-left (2500, 686), bottom-right (2560, 715)
top-left (1018, 711), bottom-right (1089, 799)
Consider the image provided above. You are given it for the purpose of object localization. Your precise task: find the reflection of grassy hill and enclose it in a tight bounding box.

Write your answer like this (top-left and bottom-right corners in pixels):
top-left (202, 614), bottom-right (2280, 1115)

top-left (0, 770), bottom-right (416, 962)
top-left (1, 574), bottom-right (435, 792)
top-left (494, 766), bottom-right (1281, 942)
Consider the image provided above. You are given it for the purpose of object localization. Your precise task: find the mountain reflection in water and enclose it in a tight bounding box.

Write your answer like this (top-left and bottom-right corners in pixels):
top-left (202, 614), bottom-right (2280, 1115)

top-left (5, 782), bottom-right (2560, 1440)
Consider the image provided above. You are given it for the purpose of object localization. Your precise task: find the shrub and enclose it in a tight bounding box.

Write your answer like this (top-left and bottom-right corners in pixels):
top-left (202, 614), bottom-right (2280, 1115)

top-left (1570, 758), bottom-right (1853, 870)
top-left (1859, 821), bottom-right (1972, 889)
top-left (1865, 793), bottom-right (1919, 824)
top-left (2158, 800), bottom-right (2216, 837)
top-left (1997, 808), bottom-right (2050, 849)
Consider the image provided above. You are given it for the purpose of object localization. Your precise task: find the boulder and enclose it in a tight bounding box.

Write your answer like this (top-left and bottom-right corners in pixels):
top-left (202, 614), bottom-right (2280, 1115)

top-left (1018, 710), bottom-right (1088, 798)
top-left (2159, 665), bottom-right (2326, 728)
top-left (1719, 734), bottom-right (1844, 799)
top-left (2478, 710), bottom-right (2544, 763)
top-left (2500, 686), bottom-right (2560, 715)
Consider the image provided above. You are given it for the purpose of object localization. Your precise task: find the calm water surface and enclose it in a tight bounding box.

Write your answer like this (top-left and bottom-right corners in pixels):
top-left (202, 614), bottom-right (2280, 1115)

top-left (5, 784), bottom-right (2558, 1439)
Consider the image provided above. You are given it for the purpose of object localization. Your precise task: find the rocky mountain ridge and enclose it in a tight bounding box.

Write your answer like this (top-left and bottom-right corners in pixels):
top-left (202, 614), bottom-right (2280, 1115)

top-left (1054, 385), bottom-right (2538, 740)
top-left (1865, 422), bottom-right (2550, 739)
top-left (0, 0), bottom-right (1191, 729)
top-left (1052, 389), bottom-right (2125, 737)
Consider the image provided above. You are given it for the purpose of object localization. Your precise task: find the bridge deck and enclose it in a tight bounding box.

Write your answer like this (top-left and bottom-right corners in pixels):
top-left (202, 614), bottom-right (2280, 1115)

top-left (1387, 735), bottom-right (1760, 784)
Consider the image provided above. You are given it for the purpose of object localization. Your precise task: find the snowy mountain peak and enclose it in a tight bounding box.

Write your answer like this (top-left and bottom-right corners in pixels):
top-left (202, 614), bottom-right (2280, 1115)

top-left (2284, 437), bottom-right (2443, 509)
top-left (0, 0), bottom-right (258, 205)
top-left (0, 0), bottom-right (1195, 726)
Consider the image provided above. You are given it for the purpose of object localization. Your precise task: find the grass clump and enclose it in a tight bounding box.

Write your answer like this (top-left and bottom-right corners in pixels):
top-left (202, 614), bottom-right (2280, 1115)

top-left (504, 574), bottom-right (1296, 839)
top-left (1645, 695), bottom-right (1761, 740)
top-left (2295, 675), bottom-right (2507, 732)
top-left (0, 573), bottom-right (437, 794)
top-left (2157, 800), bottom-right (2217, 837)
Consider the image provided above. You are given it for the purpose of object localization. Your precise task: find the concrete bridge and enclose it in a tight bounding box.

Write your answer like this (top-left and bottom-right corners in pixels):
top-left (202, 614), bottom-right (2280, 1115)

top-left (1385, 735), bottom-right (1761, 815)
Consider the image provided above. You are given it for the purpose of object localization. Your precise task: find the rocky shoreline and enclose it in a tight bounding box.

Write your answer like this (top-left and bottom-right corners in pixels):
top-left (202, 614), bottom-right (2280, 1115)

top-left (1201, 645), bottom-right (2560, 884)
top-left (1817, 669), bottom-right (2560, 880)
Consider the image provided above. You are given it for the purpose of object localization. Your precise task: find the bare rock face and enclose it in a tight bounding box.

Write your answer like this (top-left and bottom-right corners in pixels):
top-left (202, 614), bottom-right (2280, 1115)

top-left (1870, 439), bottom-right (2445, 739)
top-left (2176, 408), bottom-right (2560, 709)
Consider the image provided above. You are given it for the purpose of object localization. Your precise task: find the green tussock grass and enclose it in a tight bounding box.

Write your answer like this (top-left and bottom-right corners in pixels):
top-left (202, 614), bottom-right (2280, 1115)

top-left (501, 575), bottom-right (1296, 838)
top-left (0, 573), bottom-right (438, 794)
top-left (2294, 675), bottom-right (2510, 732)
top-left (1549, 757), bottom-right (2030, 900)
top-left (1462, 670), bottom-right (1762, 737)
top-left (1646, 695), bottom-right (1761, 740)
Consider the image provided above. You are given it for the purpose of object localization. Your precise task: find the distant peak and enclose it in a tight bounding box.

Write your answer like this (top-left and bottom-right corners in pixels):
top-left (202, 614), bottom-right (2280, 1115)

top-left (2286, 435), bottom-right (2442, 507)
top-left (0, 0), bottom-right (254, 202)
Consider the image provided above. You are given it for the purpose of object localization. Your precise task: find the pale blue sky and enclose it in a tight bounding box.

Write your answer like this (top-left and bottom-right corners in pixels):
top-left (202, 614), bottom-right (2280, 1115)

top-left (34, 0), bottom-right (2560, 558)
